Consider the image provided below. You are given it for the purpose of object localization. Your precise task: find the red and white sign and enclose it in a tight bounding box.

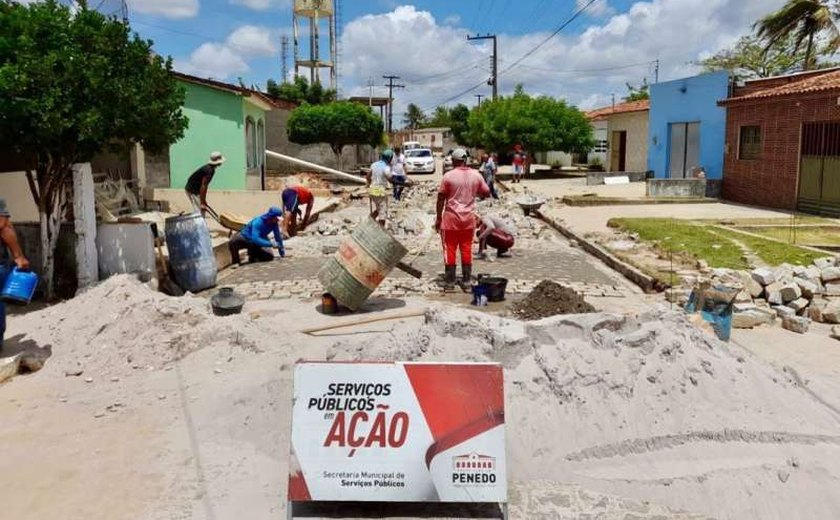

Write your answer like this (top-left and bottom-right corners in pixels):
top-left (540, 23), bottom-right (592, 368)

top-left (288, 362), bottom-right (506, 503)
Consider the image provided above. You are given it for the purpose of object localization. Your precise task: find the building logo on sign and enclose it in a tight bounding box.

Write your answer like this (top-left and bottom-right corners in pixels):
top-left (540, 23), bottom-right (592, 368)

top-left (451, 453), bottom-right (497, 486)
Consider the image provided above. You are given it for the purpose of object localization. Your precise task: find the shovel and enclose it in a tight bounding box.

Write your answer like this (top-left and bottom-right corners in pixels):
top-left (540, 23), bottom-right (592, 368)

top-left (151, 223), bottom-right (184, 296)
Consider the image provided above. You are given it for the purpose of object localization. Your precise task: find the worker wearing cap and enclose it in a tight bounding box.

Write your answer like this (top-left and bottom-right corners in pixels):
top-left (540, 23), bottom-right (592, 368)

top-left (367, 149), bottom-right (396, 226)
top-left (435, 148), bottom-right (490, 290)
top-left (0, 199), bottom-right (30, 350)
top-left (228, 206), bottom-right (285, 265)
top-left (280, 185), bottom-right (314, 237)
top-left (185, 151), bottom-right (225, 218)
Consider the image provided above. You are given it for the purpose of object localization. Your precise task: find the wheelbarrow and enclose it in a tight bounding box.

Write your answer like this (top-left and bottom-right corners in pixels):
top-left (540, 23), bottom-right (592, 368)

top-left (515, 196), bottom-right (546, 216)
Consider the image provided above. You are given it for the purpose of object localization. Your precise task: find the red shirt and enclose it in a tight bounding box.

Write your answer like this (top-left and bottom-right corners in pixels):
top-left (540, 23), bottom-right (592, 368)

top-left (292, 186), bottom-right (313, 205)
top-left (512, 152), bottom-right (524, 166)
top-left (438, 167), bottom-right (490, 230)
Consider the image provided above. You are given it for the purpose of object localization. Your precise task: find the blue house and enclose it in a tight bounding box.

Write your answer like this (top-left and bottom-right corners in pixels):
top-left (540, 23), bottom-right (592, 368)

top-left (648, 71), bottom-right (731, 180)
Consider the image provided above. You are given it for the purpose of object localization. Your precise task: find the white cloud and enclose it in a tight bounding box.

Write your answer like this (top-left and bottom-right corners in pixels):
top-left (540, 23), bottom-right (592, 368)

top-left (176, 25), bottom-right (281, 80)
top-left (127, 0), bottom-right (198, 19)
top-left (339, 0), bottom-right (787, 117)
top-left (230, 0), bottom-right (290, 11)
top-left (176, 43), bottom-right (250, 79)
top-left (226, 25), bottom-right (278, 57)
top-left (443, 14), bottom-right (461, 26)
top-left (578, 0), bottom-right (615, 18)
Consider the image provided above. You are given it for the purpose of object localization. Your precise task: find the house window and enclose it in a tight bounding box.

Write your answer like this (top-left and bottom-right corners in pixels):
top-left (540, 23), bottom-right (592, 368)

top-left (739, 125), bottom-right (761, 160)
top-left (246, 117), bottom-right (256, 168)
top-left (256, 119), bottom-right (265, 167)
top-left (594, 139), bottom-right (608, 153)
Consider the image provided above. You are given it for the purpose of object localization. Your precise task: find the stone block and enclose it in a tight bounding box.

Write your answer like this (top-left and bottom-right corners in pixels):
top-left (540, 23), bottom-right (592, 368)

top-left (814, 257), bottom-right (836, 270)
top-left (808, 299), bottom-right (829, 322)
top-left (754, 298), bottom-right (769, 308)
top-left (764, 282), bottom-right (784, 305)
top-left (737, 271), bottom-right (764, 298)
top-left (803, 266), bottom-right (822, 281)
top-left (782, 315), bottom-right (810, 334)
top-left (780, 283), bottom-right (802, 303)
top-left (821, 302), bottom-right (840, 324)
top-left (774, 264), bottom-right (795, 283)
top-left (787, 298), bottom-right (809, 313)
top-left (751, 268), bottom-right (775, 286)
top-left (793, 265), bottom-right (807, 277)
top-left (831, 325), bottom-right (840, 341)
top-left (795, 278), bottom-right (818, 299)
top-left (825, 282), bottom-right (840, 297)
top-left (733, 309), bottom-right (774, 329)
top-left (821, 266), bottom-right (840, 283)
top-left (772, 305), bottom-right (796, 319)
top-left (734, 290), bottom-right (753, 303)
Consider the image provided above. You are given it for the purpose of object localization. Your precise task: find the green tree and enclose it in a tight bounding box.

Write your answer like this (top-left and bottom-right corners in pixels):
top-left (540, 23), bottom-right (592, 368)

top-left (425, 106), bottom-right (453, 127)
top-left (0, 1), bottom-right (187, 298)
top-left (756, 0), bottom-right (840, 70)
top-left (448, 104), bottom-right (471, 146)
top-left (623, 79), bottom-right (650, 102)
top-left (699, 34), bottom-right (813, 79)
top-left (403, 103), bottom-right (426, 130)
top-left (466, 84), bottom-right (593, 163)
top-left (287, 102), bottom-right (383, 169)
top-left (266, 76), bottom-right (336, 105)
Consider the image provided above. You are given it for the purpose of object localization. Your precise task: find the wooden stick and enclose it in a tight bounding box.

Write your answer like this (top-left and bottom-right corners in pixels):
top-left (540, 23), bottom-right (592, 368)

top-left (301, 309), bottom-right (426, 335)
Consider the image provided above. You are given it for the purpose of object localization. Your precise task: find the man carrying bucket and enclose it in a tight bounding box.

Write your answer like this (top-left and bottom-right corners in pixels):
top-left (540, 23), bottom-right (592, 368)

top-left (435, 149), bottom-right (490, 290)
top-left (0, 199), bottom-right (30, 350)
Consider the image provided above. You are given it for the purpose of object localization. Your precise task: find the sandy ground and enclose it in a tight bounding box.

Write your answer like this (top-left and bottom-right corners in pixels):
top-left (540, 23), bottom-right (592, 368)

top-left (3, 275), bottom-right (840, 519)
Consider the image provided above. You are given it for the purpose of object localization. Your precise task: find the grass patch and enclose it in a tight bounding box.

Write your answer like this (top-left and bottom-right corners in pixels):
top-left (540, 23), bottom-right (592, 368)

top-left (608, 218), bottom-right (748, 269)
top-left (734, 226), bottom-right (840, 247)
top-left (715, 228), bottom-right (826, 266)
top-left (699, 216), bottom-right (833, 226)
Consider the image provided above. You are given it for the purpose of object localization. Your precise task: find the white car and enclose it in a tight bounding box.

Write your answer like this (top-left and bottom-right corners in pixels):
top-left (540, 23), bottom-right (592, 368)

top-left (404, 148), bottom-right (436, 174)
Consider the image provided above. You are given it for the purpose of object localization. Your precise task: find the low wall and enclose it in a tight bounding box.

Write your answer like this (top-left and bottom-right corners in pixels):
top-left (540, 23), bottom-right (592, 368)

top-left (586, 171), bottom-right (648, 186)
top-left (705, 180), bottom-right (722, 198)
top-left (646, 179), bottom-right (707, 198)
top-left (14, 222), bottom-right (78, 298)
top-left (148, 188), bottom-right (337, 220)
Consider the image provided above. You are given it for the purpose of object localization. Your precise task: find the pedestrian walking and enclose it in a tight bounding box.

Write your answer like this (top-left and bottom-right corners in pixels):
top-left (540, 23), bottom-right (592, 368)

top-left (0, 199), bottom-right (30, 350)
top-left (481, 153), bottom-right (499, 199)
top-left (434, 148), bottom-right (490, 290)
top-left (511, 144), bottom-right (525, 183)
top-left (228, 206), bottom-right (285, 265)
top-left (280, 185), bottom-right (314, 237)
top-left (475, 213), bottom-right (515, 259)
top-left (185, 151), bottom-right (225, 218)
top-left (367, 149), bottom-right (396, 226)
top-left (391, 146), bottom-right (407, 202)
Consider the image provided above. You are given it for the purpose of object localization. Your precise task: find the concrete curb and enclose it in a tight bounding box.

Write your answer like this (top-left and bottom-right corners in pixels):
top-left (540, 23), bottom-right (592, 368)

top-left (562, 196), bottom-right (716, 207)
top-left (534, 210), bottom-right (660, 294)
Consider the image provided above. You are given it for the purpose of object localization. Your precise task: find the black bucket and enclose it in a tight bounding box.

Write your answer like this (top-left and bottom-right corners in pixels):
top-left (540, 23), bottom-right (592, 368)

top-left (478, 276), bottom-right (508, 302)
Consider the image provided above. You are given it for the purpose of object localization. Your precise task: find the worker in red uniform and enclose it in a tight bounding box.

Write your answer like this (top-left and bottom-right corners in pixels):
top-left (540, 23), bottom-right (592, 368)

top-left (435, 149), bottom-right (490, 290)
top-left (281, 185), bottom-right (314, 237)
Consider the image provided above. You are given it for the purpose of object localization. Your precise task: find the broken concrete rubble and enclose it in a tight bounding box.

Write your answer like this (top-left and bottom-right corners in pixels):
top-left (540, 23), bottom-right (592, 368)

top-left (764, 282), bottom-right (784, 306)
top-left (751, 268), bottom-right (776, 286)
top-left (779, 283), bottom-right (802, 303)
top-left (794, 278), bottom-right (818, 299)
top-left (772, 305), bottom-right (796, 319)
top-left (820, 266), bottom-right (840, 283)
top-left (787, 298), bottom-right (809, 313)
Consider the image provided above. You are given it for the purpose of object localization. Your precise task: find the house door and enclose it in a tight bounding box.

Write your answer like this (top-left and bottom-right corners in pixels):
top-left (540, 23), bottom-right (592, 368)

top-left (610, 131), bottom-right (626, 172)
top-left (797, 122), bottom-right (840, 216)
top-left (668, 122), bottom-right (701, 178)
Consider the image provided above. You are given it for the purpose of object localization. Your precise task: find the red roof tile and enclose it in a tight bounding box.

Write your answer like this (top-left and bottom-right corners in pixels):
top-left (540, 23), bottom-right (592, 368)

top-left (585, 99), bottom-right (649, 120)
top-left (722, 69), bottom-right (840, 104)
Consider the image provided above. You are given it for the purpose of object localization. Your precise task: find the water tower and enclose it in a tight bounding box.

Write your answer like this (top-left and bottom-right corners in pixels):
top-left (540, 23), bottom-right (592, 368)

top-left (293, 0), bottom-right (337, 90)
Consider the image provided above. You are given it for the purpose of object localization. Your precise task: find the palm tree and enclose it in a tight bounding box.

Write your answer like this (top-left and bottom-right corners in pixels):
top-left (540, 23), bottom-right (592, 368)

top-left (403, 103), bottom-right (426, 131)
top-left (755, 0), bottom-right (840, 70)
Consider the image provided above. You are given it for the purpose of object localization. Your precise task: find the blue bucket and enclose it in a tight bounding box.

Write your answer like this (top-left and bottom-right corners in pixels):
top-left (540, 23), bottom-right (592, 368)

top-left (1, 267), bottom-right (39, 305)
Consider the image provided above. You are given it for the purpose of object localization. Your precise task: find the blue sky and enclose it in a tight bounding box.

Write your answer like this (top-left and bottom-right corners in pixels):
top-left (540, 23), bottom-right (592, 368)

top-left (119, 0), bottom-right (785, 114)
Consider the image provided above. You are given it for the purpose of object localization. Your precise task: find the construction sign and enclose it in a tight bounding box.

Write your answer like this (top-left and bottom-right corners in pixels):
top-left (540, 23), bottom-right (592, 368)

top-left (288, 362), bottom-right (507, 503)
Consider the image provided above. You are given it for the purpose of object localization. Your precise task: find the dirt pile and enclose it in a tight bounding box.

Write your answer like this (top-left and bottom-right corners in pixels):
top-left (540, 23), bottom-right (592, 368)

top-left (8, 275), bottom-right (266, 380)
top-left (511, 280), bottom-right (595, 320)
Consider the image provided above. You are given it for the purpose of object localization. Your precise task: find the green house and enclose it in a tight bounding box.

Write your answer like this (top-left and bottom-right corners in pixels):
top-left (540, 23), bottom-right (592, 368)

top-left (153, 72), bottom-right (275, 191)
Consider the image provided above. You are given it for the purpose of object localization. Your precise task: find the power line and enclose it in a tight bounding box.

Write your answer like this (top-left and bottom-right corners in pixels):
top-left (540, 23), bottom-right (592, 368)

top-left (133, 20), bottom-right (279, 58)
top-left (499, 0), bottom-right (603, 77)
top-left (421, 78), bottom-right (488, 112)
top-left (501, 59), bottom-right (658, 74)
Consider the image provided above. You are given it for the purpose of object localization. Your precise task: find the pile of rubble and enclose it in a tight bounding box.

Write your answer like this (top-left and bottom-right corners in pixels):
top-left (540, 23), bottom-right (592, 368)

top-left (671, 256), bottom-right (840, 336)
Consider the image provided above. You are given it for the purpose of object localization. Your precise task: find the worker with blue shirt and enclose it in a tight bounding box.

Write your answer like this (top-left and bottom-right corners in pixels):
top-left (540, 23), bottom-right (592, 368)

top-left (0, 199), bottom-right (30, 350)
top-left (228, 206), bottom-right (285, 265)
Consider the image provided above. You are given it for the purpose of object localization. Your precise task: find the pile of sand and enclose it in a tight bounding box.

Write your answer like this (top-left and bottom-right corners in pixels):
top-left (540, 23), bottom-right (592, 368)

top-left (512, 280), bottom-right (596, 320)
top-left (9, 275), bottom-right (267, 380)
top-left (327, 305), bottom-right (840, 519)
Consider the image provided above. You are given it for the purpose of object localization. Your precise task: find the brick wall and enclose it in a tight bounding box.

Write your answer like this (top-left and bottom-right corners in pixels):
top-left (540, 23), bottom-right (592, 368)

top-left (722, 92), bottom-right (840, 209)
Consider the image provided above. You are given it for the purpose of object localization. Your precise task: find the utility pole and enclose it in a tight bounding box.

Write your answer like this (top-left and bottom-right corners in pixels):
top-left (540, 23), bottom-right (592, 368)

top-left (467, 33), bottom-right (497, 100)
top-left (280, 35), bottom-right (290, 83)
top-left (383, 75), bottom-right (405, 134)
top-left (654, 59), bottom-right (660, 83)
top-left (475, 94), bottom-right (484, 107)
top-left (367, 77), bottom-right (374, 107)
top-left (611, 93), bottom-right (616, 111)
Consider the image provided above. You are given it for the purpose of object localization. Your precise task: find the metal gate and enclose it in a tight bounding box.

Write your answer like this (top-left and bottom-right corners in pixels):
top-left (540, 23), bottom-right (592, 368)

top-left (797, 122), bottom-right (840, 216)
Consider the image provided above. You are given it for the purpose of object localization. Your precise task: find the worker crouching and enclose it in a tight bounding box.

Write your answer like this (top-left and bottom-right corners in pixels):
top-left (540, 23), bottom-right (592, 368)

top-left (475, 214), bottom-right (515, 259)
top-left (229, 206), bottom-right (285, 265)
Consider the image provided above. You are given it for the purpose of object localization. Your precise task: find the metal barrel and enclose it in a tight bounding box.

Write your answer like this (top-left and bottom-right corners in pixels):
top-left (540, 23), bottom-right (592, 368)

top-left (317, 217), bottom-right (407, 311)
top-left (164, 214), bottom-right (217, 293)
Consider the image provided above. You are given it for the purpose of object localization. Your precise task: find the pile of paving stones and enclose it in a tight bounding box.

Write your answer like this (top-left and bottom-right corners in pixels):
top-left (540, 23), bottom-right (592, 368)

top-left (669, 255), bottom-right (840, 337)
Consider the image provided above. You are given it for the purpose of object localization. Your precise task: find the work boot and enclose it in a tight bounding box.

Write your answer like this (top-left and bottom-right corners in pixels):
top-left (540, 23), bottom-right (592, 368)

top-left (440, 265), bottom-right (457, 290)
top-left (459, 264), bottom-right (472, 292)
